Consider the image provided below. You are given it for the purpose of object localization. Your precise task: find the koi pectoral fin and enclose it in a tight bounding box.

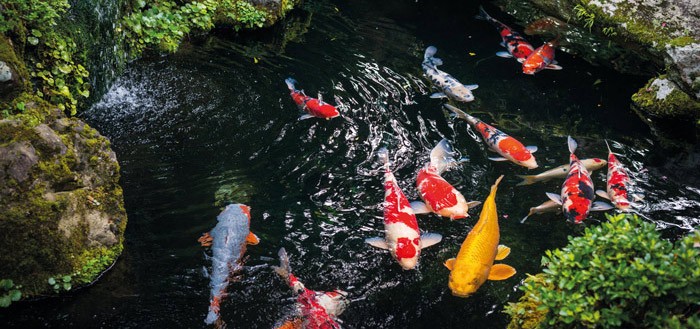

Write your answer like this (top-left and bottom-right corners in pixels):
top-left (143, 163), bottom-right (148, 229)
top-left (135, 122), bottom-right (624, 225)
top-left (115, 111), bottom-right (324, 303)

top-left (466, 201), bottom-right (482, 209)
top-left (546, 192), bottom-right (563, 205)
top-left (526, 146), bottom-right (538, 153)
top-left (495, 245), bottom-right (511, 260)
top-left (517, 58), bottom-right (526, 63)
top-left (488, 264), bottom-right (516, 280)
top-left (410, 201), bottom-right (432, 214)
top-left (430, 92), bottom-right (447, 99)
top-left (246, 232), bottom-right (260, 245)
top-left (464, 84), bottom-right (479, 90)
top-left (591, 201), bottom-right (614, 211)
top-left (545, 64), bottom-right (563, 70)
top-left (496, 51), bottom-right (513, 58)
top-left (365, 237), bottom-right (390, 250)
top-left (198, 232), bottom-right (213, 247)
top-left (444, 258), bottom-right (456, 271)
top-left (595, 190), bottom-right (610, 200)
top-left (488, 156), bottom-right (509, 161)
top-left (420, 233), bottom-right (442, 249)
top-left (298, 114), bottom-right (315, 120)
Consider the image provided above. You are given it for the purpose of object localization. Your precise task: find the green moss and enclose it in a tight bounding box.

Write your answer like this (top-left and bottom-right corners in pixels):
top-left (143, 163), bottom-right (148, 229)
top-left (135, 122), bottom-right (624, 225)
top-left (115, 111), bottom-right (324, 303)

top-left (668, 36), bottom-right (696, 47)
top-left (632, 76), bottom-right (700, 119)
top-left (0, 35), bottom-right (31, 103)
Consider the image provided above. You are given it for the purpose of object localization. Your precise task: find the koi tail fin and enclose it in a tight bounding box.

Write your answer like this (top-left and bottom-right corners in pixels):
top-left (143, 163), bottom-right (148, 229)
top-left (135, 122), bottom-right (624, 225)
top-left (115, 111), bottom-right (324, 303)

top-left (567, 136), bottom-right (577, 154)
top-left (491, 175), bottom-right (504, 194)
top-left (474, 6), bottom-right (492, 21)
top-left (204, 295), bottom-right (221, 325)
top-left (272, 247), bottom-right (291, 281)
top-left (423, 46), bottom-right (443, 66)
top-left (515, 174), bottom-right (539, 186)
top-left (284, 78), bottom-right (297, 91)
top-left (377, 147), bottom-right (390, 172)
top-left (430, 139), bottom-right (457, 174)
top-left (443, 104), bottom-right (475, 124)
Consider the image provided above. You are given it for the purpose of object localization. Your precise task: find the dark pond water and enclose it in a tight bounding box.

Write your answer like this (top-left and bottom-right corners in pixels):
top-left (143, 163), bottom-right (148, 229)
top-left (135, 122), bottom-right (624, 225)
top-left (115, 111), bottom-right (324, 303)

top-left (5, 0), bottom-right (700, 328)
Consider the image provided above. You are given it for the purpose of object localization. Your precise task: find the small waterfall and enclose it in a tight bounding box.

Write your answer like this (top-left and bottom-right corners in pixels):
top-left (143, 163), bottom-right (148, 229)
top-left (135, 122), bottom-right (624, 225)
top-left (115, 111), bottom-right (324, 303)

top-left (69, 0), bottom-right (128, 103)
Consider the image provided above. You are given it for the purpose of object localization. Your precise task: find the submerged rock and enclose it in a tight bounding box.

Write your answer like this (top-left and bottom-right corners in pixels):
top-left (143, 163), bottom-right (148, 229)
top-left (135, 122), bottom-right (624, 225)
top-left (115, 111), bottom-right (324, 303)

top-left (0, 97), bottom-right (126, 299)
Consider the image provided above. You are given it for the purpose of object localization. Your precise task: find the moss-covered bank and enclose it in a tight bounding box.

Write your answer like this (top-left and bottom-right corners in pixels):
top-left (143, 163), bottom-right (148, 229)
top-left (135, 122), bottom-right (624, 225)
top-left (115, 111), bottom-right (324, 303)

top-left (0, 0), bottom-right (302, 303)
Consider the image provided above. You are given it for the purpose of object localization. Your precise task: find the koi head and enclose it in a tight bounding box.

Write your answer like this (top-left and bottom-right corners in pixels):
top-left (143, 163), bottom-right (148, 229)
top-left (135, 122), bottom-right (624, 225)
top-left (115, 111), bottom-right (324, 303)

top-left (316, 290), bottom-right (350, 317)
top-left (522, 60), bottom-right (542, 75)
top-left (518, 156), bottom-right (539, 169)
top-left (446, 87), bottom-right (475, 103)
top-left (448, 272), bottom-right (486, 298)
top-left (394, 237), bottom-right (420, 270)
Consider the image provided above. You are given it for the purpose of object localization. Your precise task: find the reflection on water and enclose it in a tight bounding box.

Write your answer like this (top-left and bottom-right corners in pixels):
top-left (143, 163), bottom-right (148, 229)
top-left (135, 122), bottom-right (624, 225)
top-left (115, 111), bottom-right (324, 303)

top-left (5, 0), bottom-right (700, 328)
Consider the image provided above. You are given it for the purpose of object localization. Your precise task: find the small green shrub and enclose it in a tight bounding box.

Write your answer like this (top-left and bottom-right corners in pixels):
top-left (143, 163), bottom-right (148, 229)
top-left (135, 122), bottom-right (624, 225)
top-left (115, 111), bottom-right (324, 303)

top-left (505, 214), bottom-right (700, 328)
top-left (574, 4), bottom-right (595, 31)
top-left (0, 279), bottom-right (22, 307)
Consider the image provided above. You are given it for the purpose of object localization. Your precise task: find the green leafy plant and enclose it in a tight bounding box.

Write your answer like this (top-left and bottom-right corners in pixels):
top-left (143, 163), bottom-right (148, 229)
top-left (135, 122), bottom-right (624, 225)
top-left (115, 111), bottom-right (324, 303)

top-left (574, 4), bottom-right (596, 31)
top-left (47, 275), bottom-right (72, 292)
top-left (505, 214), bottom-right (700, 328)
top-left (0, 279), bottom-right (22, 307)
top-left (226, 0), bottom-right (268, 30)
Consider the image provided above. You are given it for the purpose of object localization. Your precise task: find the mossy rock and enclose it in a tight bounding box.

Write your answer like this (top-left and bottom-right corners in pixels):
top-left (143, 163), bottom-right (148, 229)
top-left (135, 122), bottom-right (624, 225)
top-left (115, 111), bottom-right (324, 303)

top-left (0, 35), bottom-right (30, 102)
top-left (0, 96), bottom-right (126, 299)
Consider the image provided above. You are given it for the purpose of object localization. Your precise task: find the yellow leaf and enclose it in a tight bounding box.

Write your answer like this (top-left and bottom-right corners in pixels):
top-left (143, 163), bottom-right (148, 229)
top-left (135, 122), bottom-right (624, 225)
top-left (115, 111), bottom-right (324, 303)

top-left (469, 52), bottom-right (476, 56)
top-left (253, 57), bottom-right (259, 64)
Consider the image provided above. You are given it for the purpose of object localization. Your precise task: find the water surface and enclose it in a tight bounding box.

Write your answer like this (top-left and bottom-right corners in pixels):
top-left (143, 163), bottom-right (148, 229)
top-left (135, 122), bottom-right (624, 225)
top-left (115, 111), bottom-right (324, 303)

top-left (5, 0), bottom-right (700, 328)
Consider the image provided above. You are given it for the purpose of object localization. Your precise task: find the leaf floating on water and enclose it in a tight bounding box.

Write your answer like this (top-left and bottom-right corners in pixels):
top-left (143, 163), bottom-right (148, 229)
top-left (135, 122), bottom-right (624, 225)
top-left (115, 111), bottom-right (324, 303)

top-left (593, 79), bottom-right (602, 86)
top-left (253, 57), bottom-right (259, 64)
top-left (468, 52), bottom-right (476, 56)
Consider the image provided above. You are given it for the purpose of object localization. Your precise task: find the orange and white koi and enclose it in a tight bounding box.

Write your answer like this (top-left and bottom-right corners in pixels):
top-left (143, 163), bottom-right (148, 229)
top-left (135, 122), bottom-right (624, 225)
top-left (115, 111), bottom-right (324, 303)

top-left (422, 46), bottom-right (479, 102)
top-left (273, 248), bottom-right (349, 329)
top-left (519, 39), bottom-right (562, 75)
top-left (595, 140), bottom-right (633, 211)
top-left (515, 158), bottom-right (607, 186)
top-left (546, 137), bottom-right (612, 223)
top-left (365, 148), bottom-right (442, 270)
top-left (475, 6), bottom-right (534, 61)
top-left (411, 139), bottom-right (481, 219)
top-left (199, 204), bottom-right (259, 326)
top-left (444, 104), bottom-right (538, 169)
top-left (285, 78), bottom-right (340, 120)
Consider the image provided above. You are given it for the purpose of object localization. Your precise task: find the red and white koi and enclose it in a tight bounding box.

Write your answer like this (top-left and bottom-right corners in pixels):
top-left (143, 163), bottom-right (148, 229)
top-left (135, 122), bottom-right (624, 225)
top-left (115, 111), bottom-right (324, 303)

top-left (422, 46), bottom-right (479, 102)
top-left (285, 78), bottom-right (340, 120)
top-left (595, 140), bottom-right (633, 211)
top-left (515, 158), bottom-right (607, 186)
top-left (365, 148), bottom-right (442, 270)
top-left (519, 39), bottom-right (562, 75)
top-left (475, 6), bottom-right (534, 61)
top-left (546, 137), bottom-right (612, 223)
top-left (198, 204), bottom-right (259, 326)
top-left (444, 104), bottom-right (538, 169)
top-left (273, 248), bottom-right (349, 329)
top-left (411, 139), bottom-right (481, 220)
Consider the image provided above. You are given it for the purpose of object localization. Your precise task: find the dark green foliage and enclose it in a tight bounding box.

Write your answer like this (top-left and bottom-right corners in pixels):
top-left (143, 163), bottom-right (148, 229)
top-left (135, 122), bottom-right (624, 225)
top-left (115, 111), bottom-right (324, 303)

top-left (505, 214), bottom-right (700, 328)
top-left (0, 279), bottom-right (22, 308)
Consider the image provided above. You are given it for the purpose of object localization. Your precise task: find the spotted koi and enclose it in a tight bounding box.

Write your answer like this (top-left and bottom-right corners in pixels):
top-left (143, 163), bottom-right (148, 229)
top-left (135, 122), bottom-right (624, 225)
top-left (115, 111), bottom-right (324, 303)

top-left (595, 140), bottom-right (633, 211)
top-left (546, 136), bottom-right (612, 224)
top-left (475, 6), bottom-right (534, 61)
top-left (422, 46), bottom-right (479, 102)
top-left (365, 148), bottom-right (442, 270)
top-left (273, 248), bottom-right (349, 329)
top-left (444, 104), bottom-right (538, 169)
top-left (519, 39), bottom-right (562, 75)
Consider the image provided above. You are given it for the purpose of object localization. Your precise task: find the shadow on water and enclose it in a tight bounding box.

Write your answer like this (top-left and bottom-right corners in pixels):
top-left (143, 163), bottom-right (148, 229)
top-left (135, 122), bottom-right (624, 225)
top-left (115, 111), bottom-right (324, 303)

top-left (4, 0), bottom-right (700, 328)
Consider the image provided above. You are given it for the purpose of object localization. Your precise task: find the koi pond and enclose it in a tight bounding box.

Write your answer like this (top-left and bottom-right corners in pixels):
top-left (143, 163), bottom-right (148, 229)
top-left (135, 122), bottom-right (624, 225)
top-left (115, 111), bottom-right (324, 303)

top-left (5, 0), bottom-right (700, 327)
